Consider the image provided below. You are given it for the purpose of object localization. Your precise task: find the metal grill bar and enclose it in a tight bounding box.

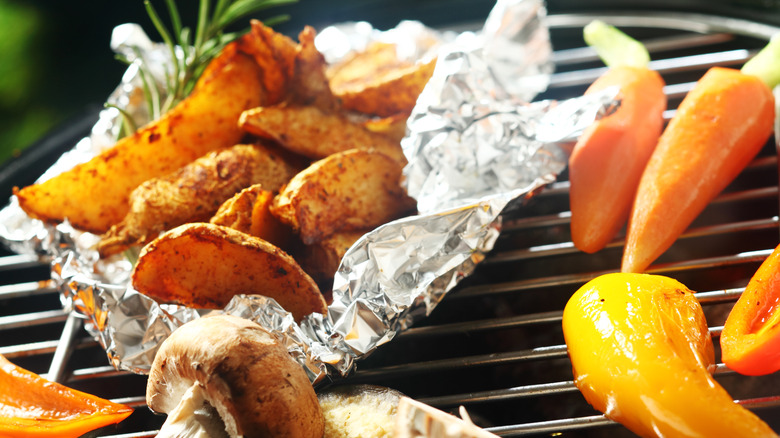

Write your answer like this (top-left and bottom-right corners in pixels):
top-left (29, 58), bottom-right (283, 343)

top-left (549, 49), bottom-right (752, 88)
top-left (419, 363), bottom-right (741, 408)
top-left (351, 346), bottom-right (570, 383)
top-left (551, 32), bottom-right (734, 66)
top-left (454, 250), bottom-right (772, 300)
top-left (487, 396), bottom-right (780, 437)
top-left (0, 254), bottom-right (42, 271)
top-left (0, 279), bottom-right (55, 299)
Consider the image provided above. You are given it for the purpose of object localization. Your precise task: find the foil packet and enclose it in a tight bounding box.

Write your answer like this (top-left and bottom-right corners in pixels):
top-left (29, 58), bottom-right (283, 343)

top-left (0, 0), bottom-right (616, 384)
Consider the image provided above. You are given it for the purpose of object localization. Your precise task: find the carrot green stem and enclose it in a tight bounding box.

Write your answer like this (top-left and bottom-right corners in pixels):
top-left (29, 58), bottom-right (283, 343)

top-left (584, 20), bottom-right (650, 69)
top-left (741, 35), bottom-right (780, 89)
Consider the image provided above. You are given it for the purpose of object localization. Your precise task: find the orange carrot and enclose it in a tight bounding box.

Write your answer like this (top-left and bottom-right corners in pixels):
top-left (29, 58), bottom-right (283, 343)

top-left (621, 65), bottom-right (774, 273)
top-left (569, 21), bottom-right (666, 253)
top-left (0, 354), bottom-right (132, 437)
top-left (721, 243), bottom-right (780, 375)
top-left (569, 66), bottom-right (666, 253)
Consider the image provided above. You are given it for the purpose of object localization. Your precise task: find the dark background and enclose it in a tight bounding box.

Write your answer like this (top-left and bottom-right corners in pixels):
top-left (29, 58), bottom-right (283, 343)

top-left (2, 0), bottom-right (780, 167)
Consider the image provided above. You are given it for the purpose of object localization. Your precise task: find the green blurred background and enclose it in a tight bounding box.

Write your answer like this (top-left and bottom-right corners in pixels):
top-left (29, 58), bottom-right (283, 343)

top-left (2, 0), bottom-right (780, 167)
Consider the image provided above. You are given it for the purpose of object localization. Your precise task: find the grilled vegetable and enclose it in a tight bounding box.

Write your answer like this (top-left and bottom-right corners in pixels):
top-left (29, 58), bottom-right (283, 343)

top-left (270, 149), bottom-right (416, 245)
top-left (239, 105), bottom-right (407, 166)
top-left (297, 229), bottom-right (368, 284)
top-left (239, 21), bottom-right (338, 110)
top-left (318, 385), bottom-right (403, 438)
top-left (98, 143), bottom-right (299, 257)
top-left (329, 52), bottom-right (436, 117)
top-left (395, 397), bottom-right (499, 438)
top-left (0, 354), bottom-right (132, 437)
top-left (132, 222), bottom-right (326, 321)
top-left (621, 37), bottom-right (780, 272)
top-left (210, 183), bottom-right (294, 249)
top-left (568, 21), bottom-right (666, 253)
top-left (721, 243), bottom-right (780, 375)
top-left (15, 44), bottom-right (265, 234)
top-left (147, 314), bottom-right (324, 438)
top-left (563, 273), bottom-right (776, 437)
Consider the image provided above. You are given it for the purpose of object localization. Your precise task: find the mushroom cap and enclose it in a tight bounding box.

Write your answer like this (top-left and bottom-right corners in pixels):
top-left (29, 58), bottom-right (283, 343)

top-left (146, 314), bottom-right (324, 438)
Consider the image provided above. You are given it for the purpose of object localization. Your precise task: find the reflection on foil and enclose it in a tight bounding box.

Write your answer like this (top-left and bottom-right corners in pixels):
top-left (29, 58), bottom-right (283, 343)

top-left (0, 0), bottom-right (617, 383)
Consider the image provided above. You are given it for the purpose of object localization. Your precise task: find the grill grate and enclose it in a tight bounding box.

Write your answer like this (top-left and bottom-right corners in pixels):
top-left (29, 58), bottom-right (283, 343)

top-left (2, 12), bottom-right (780, 437)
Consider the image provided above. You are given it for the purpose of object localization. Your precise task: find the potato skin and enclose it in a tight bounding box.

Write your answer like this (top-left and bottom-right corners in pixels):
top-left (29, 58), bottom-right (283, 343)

top-left (297, 230), bottom-right (367, 284)
top-left (147, 314), bottom-right (324, 438)
top-left (97, 143), bottom-right (298, 256)
top-left (132, 223), bottom-right (326, 322)
top-left (239, 105), bottom-right (407, 166)
top-left (334, 58), bottom-right (436, 117)
top-left (210, 184), bottom-right (293, 249)
top-left (271, 149), bottom-right (416, 245)
top-left (15, 46), bottom-right (264, 233)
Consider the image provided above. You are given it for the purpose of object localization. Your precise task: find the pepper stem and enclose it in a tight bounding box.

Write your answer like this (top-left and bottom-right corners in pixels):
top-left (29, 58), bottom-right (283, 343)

top-left (741, 35), bottom-right (780, 89)
top-left (584, 20), bottom-right (650, 69)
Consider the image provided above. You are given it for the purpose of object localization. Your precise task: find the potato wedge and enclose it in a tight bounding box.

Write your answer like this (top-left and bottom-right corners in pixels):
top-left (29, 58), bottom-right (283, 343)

top-left (239, 105), bottom-right (407, 166)
top-left (210, 184), bottom-right (262, 236)
top-left (327, 42), bottom-right (406, 92)
top-left (362, 113), bottom-right (410, 144)
top-left (333, 58), bottom-right (436, 117)
top-left (297, 230), bottom-right (367, 284)
top-left (271, 149), bottom-right (416, 245)
top-left (132, 223), bottom-right (326, 322)
top-left (238, 21), bottom-right (336, 110)
top-left (290, 26), bottom-right (338, 111)
top-left (237, 19), bottom-right (298, 105)
top-left (97, 143), bottom-right (299, 257)
top-left (15, 46), bottom-right (264, 233)
top-left (210, 184), bottom-right (293, 249)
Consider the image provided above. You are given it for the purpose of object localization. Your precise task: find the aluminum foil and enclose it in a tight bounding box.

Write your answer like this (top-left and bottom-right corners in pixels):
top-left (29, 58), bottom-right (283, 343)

top-left (0, 0), bottom-right (617, 384)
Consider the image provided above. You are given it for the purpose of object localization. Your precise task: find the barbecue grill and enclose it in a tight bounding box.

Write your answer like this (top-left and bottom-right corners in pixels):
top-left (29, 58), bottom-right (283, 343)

top-left (3, 10), bottom-right (780, 437)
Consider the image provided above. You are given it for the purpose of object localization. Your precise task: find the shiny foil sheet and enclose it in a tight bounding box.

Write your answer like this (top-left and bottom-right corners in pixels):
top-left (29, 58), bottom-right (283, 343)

top-left (0, 0), bottom-right (616, 384)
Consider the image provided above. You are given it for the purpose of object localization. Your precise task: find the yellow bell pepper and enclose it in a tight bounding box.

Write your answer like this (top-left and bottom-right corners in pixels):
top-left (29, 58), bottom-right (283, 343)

top-left (562, 273), bottom-right (776, 437)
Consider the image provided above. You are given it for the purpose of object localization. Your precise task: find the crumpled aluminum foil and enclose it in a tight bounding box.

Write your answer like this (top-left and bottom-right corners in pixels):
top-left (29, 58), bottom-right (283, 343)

top-left (0, 0), bottom-right (617, 385)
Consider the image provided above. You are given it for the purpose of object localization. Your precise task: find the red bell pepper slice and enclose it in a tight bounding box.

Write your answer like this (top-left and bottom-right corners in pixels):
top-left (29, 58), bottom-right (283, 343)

top-left (0, 354), bottom-right (132, 437)
top-left (721, 243), bottom-right (780, 375)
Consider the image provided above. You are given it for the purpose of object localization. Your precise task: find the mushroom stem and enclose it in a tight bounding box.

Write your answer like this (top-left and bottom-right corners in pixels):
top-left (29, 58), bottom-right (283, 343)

top-left (156, 383), bottom-right (230, 438)
top-left (146, 315), bottom-right (324, 438)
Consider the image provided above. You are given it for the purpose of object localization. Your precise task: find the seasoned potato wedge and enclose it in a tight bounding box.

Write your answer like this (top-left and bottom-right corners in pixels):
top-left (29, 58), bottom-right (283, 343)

top-left (297, 230), bottom-right (367, 284)
top-left (238, 21), bottom-right (335, 110)
top-left (210, 184), bottom-right (293, 249)
top-left (239, 105), bottom-right (407, 166)
top-left (15, 46), bottom-right (264, 233)
top-left (97, 143), bottom-right (299, 257)
top-left (327, 42), bottom-right (405, 92)
top-left (362, 113), bottom-right (410, 144)
top-left (132, 223), bottom-right (326, 322)
top-left (332, 58), bottom-right (436, 117)
top-left (237, 19), bottom-right (298, 105)
top-left (290, 26), bottom-right (338, 111)
top-left (271, 149), bottom-right (416, 245)
top-left (210, 184), bottom-right (262, 236)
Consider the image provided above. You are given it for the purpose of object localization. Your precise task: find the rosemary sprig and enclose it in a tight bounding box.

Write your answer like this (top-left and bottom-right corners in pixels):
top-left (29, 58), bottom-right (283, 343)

top-left (117, 0), bottom-right (295, 134)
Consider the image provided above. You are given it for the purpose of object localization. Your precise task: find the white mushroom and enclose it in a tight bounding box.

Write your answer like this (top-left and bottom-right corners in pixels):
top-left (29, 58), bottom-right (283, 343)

top-left (146, 314), bottom-right (324, 438)
top-left (395, 397), bottom-right (499, 438)
top-left (318, 384), bottom-right (403, 437)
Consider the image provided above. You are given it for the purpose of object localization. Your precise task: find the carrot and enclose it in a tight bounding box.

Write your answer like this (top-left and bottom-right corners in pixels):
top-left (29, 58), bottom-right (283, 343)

top-left (0, 354), bottom-right (132, 437)
top-left (721, 244), bottom-right (780, 375)
top-left (620, 38), bottom-right (778, 273)
top-left (569, 21), bottom-right (666, 253)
